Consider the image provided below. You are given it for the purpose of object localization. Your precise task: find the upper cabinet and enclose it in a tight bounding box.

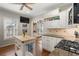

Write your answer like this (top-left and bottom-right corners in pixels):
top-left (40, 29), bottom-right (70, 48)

top-left (43, 6), bottom-right (72, 28)
top-left (33, 4), bottom-right (74, 28)
top-left (73, 3), bottom-right (79, 24)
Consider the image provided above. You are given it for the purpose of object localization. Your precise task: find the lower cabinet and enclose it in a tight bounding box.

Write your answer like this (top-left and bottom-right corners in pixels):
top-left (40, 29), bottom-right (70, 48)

top-left (42, 36), bottom-right (62, 52)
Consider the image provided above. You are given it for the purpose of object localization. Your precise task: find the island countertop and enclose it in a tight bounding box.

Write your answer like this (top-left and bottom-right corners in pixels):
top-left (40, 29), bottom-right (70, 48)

top-left (13, 35), bottom-right (41, 43)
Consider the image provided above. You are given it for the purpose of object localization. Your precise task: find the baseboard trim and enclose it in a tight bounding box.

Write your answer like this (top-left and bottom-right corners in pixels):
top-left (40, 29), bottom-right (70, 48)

top-left (0, 43), bottom-right (15, 48)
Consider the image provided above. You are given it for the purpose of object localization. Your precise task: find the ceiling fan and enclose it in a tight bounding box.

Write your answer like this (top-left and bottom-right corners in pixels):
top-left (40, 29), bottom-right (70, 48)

top-left (20, 3), bottom-right (33, 10)
top-left (13, 3), bottom-right (34, 10)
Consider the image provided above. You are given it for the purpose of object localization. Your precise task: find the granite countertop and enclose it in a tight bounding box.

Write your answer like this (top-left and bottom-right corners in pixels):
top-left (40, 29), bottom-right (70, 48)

top-left (42, 33), bottom-right (79, 56)
top-left (49, 48), bottom-right (79, 56)
top-left (42, 33), bottom-right (79, 41)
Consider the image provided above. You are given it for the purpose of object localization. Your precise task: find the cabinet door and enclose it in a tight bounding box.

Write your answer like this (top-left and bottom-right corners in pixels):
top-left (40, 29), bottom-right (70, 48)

top-left (50, 37), bottom-right (58, 52)
top-left (49, 37), bottom-right (62, 52)
top-left (42, 36), bottom-right (48, 50)
top-left (49, 37), bottom-right (56, 52)
top-left (44, 37), bottom-right (51, 51)
top-left (45, 21), bottom-right (61, 28)
top-left (42, 36), bottom-right (51, 51)
top-left (45, 37), bottom-right (51, 51)
top-left (44, 37), bottom-right (57, 52)
top-left (42, 36), bottom-right (62, 52)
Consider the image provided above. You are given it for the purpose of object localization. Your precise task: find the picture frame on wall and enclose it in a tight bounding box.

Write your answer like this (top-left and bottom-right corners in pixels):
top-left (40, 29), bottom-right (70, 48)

top-left (44, 16), bottom-right (60, 21)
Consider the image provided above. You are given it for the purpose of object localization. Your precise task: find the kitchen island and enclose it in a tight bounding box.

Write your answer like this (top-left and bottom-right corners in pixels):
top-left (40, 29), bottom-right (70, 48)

top-left (13, 35), bottom-right (41, 56)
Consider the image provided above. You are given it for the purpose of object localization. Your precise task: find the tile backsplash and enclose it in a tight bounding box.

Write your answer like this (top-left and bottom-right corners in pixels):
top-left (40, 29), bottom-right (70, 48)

top-left (47, 28), bottom-right (77, 36)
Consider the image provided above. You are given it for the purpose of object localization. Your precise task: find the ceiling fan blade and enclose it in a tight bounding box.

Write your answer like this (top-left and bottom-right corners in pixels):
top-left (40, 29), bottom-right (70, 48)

top-left (20, 5), bottom-right (24, 10)
top-left (25, 4), bottom-right (32, 10)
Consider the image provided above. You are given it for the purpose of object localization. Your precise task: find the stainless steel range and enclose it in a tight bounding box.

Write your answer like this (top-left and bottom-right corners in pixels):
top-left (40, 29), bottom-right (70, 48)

top-left (55, 40), bottom-right (79, 54)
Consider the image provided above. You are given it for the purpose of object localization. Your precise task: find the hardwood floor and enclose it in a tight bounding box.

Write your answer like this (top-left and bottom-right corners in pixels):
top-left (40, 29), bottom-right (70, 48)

top-left (42, 49), bottom-right (50, 56)
top-left (0, 44), bottom-right (15, 56)
top-left (0, 40), bottom-right (50, 56)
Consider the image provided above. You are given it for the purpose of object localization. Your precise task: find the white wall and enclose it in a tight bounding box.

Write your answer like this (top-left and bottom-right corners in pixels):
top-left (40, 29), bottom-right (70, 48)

top-left (0, 8), bottom-right (32, 47)
top-left (31, 6), bottom-right (72, 35)
top-left (0, 9), bottom-right (21, 47)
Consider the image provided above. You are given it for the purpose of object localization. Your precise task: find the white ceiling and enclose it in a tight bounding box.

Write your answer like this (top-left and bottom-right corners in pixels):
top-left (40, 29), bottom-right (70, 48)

top-left (0, 3), bottom-right (72, 18)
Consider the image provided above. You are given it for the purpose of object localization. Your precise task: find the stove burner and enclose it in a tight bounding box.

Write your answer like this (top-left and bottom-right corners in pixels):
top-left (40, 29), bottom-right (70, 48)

top-left (55, 40), bottom-right (79, 54)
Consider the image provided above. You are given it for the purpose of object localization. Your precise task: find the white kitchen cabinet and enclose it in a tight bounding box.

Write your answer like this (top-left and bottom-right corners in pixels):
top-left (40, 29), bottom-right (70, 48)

top-left (43, 20), bottom-right (61, 28)
top-left (42, 36), bottom-right (48, 50)
top-left (43, 7), bottom-right (71, 28)
top-left (42, 36), bottom-right (62, 52)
